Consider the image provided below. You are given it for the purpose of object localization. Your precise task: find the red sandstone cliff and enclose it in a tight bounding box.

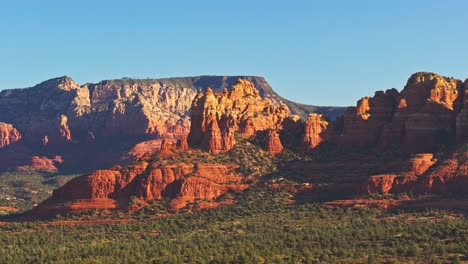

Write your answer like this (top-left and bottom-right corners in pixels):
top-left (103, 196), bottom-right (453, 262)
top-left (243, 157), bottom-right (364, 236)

top-left (336, 72), bottom-right (466, 153)
top-left (188, 79), bottom-right (290, 154)
top-left (365, 149), bottom-right (467, 195)
top-left (301, 113), bottom-right (333, 149)
top-left (30, 149), bottom-right (249, 216)
top-left (256, 130), bottom-right (284, 155)
top-left (337, 89), bottom-right (399, 147)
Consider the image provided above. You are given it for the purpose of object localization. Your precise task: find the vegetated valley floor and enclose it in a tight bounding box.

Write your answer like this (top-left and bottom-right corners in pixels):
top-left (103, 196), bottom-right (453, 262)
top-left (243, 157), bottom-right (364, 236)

top-left (0, 171), bottom-right (78, 212)
top-left (0, 187), bottom-right (466, 264)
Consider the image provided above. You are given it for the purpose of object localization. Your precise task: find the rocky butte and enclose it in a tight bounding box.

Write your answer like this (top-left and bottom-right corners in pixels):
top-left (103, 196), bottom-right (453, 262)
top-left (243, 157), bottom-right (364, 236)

top-left (334, 72), bottom-right (466, 152)
top-left (29, 147), bottom-right (249, 217)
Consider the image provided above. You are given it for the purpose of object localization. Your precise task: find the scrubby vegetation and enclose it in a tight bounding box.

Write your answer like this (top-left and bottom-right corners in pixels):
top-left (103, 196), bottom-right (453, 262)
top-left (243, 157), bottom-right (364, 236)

top-left (0, 172), bottom-right (77, 211)
top-left (0, 134), bottom-right (466, 263)
top-left (0, 188), bottom-right (466, 263)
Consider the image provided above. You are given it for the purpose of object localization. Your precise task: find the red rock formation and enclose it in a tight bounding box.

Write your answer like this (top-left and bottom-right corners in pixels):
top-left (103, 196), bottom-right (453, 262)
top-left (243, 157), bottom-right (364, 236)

top-left (365, 150), bottom-right (467, 195)
top-left (188, 79), bottom-right (289, 153)
top-left (30, 152), bottom-right (248, 215)
top-left (160, 139), bottom-right (173, 151)
top-left (418, 151), bottom-right (467, 193)
top-left (176, 136), bottom-right (189, 150)
top-left (337, 89), bottom-right (399, 147)
top-left (201, 114), bottom-right (234, 154)
top-left (123, 139), bottom-right (164, 162)
top-left (0, 122), bottom-right (21, 148)
top-left (42, 136), bottom-right (49, 146)
top-left (0, 76), bottom-right (196, 171)
top-left (301, 113), bottom-right (333, 149)
top-left (0, 74), bottom-right (341, 172)
top-left (280, 115), bottom-right (304, 148)
top-left (383, 73), bottom-right (463, 152)
top-left (404, 153), bottom-right (437, 176)
top-left (365, 154), bottom-right (436, 194)
top-left (366, 175), bottom-right (398, 194)
top-left (58, 115), bottom-right (72, 142)
top-left (259, 130), bottom-right (283, 155)
top-left (46, 115), bottom-right (73, 144)
top-left (17, 156), bottom-right (63, 173)
top-left (336, 72), bottom-right (466, 153)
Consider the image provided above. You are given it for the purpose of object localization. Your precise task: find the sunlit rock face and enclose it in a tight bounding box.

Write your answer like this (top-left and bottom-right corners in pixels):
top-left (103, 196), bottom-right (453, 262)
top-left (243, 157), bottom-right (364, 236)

top-left (0, 122), bottom-right (21, 148)
top-left (301, 113), bottom-right (333, 150)
top-left (188, 79), bottom-right (289, 154)
top-left (337, 72), bottom-right (466, 153)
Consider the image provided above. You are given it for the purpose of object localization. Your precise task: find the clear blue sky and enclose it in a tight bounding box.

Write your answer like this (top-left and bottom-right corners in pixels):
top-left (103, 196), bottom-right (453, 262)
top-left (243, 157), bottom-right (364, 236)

top-left (1, 0), bottom-right (467, 106)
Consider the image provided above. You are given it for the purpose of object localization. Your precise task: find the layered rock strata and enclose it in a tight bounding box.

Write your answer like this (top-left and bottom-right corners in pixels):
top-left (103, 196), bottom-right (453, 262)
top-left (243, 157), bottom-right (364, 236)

top-left (30, 151), bottom-right (248, 216)
top-left (188, 79), bottom-right (289, 154)
top-left (365, 151), bottom-right (467, 194)
top-left (301, 113), bottom-right (333, 150)
top-left (336, 72), bottom-right (467, 152)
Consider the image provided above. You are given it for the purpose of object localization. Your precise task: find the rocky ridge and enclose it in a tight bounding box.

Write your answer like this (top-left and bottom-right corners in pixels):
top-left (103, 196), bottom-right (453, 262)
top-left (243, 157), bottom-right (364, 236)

top-left (0, 76), bottom-right (344, 172)
top-left (316, 72), bottom-right (467, 153)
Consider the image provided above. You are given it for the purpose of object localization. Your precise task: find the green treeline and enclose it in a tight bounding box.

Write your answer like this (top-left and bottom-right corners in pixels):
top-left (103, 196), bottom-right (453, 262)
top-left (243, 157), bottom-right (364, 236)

top-left (0, 189), bottom-right (466, 263)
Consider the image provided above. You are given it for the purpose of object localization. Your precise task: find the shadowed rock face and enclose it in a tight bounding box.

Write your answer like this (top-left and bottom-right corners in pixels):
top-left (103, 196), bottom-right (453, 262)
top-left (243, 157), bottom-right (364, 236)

top-left (263, 130), bottom-right (284, 155)
top-left (255, 129), bottom-right (284, 155)
top-left (456, 80), bottom-right (468, 143)
top-left (0, 77), bottom-right (83, 145)
top-left (337, 89), bottom-right (399, 147)
top-left (0, 76), bottom-right (196, 171)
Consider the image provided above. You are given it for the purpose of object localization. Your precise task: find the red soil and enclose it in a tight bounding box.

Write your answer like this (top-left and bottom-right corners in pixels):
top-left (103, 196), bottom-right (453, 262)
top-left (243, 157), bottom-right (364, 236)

top-left (0, 206), bottom-right (20, 212)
